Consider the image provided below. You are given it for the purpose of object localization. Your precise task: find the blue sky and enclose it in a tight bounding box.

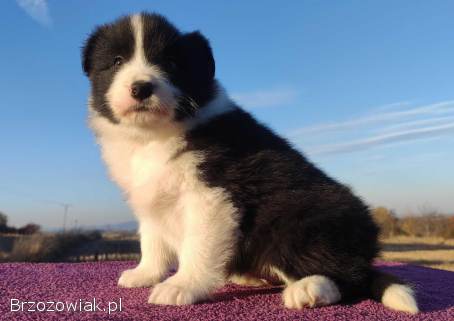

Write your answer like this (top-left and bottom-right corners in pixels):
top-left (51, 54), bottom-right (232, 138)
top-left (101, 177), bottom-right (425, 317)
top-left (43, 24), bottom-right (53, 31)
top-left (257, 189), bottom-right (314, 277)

top-left (1, 1), bottom-right (453, 229)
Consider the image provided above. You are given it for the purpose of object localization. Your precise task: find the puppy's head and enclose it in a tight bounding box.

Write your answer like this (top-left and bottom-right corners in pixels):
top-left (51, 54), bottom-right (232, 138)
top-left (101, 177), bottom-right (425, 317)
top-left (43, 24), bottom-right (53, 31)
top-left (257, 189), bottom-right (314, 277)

top-left (82, 13), bottom-right (215, 127)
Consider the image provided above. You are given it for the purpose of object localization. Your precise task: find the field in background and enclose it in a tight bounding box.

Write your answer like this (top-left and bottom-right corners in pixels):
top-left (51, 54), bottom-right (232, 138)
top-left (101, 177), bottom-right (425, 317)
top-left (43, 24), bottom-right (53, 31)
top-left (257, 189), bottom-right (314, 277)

top-left (380, 236), bottom-right (454, 271)
top-left (0, 231), bottom-right (140, 262)
top-left (2, 232), bottom-right (454, 272)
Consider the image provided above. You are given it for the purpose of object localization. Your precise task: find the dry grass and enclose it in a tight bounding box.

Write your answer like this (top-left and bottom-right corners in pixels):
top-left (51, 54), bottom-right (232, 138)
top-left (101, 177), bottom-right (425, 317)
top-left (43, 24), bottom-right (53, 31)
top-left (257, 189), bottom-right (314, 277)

top-left (0, 231), bottom-right (140, 263)
top-left (2, 231), bottom-right (102, 262)
top-left (3, 233), bottom-right (454, 270)
top-left (380, 236), bottom-right (454, 271)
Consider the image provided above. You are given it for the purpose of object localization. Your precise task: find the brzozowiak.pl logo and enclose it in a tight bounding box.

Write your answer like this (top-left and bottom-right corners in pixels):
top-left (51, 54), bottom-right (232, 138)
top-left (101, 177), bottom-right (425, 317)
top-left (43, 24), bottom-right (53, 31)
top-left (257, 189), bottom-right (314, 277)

top-left (10, 298), bottom-right (122, 315)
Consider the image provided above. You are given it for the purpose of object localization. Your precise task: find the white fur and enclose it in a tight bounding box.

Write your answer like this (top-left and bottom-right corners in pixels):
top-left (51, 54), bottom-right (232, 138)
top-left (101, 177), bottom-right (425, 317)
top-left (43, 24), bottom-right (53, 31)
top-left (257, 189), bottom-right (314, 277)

top-left (381, 284), bottom-right (419, 314)
top-left (90, 13), bottom-right (422, 311)
top-left (269, 266), bottom-right (296, 285)
top-left (90, 102), bottom-right (239, 304)
top-left (229, 274), bottom-right (268, 287)
top-left (91, 108), bottom-right (239, 305)
top-left (118, 217), bottom-right (176, 288)
top-left (89, 16), bottom-right (241, 306)
top-left (185, 88), bottom-right (236, 129)
top-left (283, 275), bottom-right (341, 309)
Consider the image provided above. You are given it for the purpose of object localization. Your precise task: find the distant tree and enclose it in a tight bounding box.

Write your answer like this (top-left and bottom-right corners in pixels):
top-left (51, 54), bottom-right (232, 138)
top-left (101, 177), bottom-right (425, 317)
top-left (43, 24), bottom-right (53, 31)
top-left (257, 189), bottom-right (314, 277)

top-left (398, 205), bottom-right (454, 238)
top-left (399, 216), bottom-right (421, 236)
top-left (0, 213), bottom-right (41, 235)
top-left (416, 206), bottom-right (441, 236)
top-left (0, 211), bottom-right (7, 227)
top-left (18, 223), bottom-right (41, 235)
top-left (443, 216), bottom-right (454, 239)
top-left (372, 207), bottom-right (399, 238)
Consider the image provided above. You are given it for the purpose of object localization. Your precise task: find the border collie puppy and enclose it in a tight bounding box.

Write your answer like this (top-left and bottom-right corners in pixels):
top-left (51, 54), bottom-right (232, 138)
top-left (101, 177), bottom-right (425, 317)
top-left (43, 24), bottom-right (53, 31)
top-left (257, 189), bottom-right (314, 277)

top-left (82, 12), bottom-right (418, 313)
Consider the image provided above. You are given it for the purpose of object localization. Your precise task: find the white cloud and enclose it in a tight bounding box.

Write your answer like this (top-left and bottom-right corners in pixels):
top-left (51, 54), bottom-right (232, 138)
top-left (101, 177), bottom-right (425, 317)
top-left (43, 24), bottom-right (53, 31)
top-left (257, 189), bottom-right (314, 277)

top-left (290, 100), bottom-right (454, 136)
top-left (231, 87), bottom-right (298, 108)
top-left (376, 115), bottom-right (454, 134)
top-left (16, 0), bottom-right (52, 27)
top-left (309, 122), bottom-right (454, 155)
top-left (367, 101), bottom-right (412, 113)
top-left (289, 100), bottom-right (454, 156)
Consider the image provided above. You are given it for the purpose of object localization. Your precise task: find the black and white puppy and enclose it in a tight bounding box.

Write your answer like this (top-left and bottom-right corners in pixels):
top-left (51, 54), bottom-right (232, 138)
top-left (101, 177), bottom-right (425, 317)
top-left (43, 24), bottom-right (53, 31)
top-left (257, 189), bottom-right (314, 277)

top-left (82, 13), bottom-right (418, 313)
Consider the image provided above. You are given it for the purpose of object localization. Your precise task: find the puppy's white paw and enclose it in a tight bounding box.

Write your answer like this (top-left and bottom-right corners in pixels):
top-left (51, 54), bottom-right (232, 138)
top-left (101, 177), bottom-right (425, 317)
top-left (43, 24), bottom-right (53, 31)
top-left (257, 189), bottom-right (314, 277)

top-left (148, 280), bottom-right (203, 306)
top-left (118, 267), bottom-right (159, 288)
top-left (283, 275), bottom-right (341, 309)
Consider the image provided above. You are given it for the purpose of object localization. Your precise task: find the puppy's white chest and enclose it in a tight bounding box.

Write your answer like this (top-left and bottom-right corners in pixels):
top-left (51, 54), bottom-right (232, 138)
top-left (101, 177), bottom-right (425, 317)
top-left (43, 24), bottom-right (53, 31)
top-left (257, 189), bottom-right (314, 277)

top-left (100, 136), bottom-right (195, 248)
top-left (130, 142), bottom-right (170, 188)
top-left (99, 135), bottom-right (186, 195)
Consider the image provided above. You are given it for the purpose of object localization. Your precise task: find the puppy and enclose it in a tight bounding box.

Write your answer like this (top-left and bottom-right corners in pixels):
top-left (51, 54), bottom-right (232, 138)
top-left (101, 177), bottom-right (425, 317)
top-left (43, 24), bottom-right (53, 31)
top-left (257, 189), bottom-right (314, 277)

top-left (82, 12), bottom-right (418, 313)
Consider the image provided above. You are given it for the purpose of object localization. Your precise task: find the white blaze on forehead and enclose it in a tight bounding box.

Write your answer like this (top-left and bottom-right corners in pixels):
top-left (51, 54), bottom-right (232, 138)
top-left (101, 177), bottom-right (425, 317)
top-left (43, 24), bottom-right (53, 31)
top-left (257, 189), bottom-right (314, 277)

top-left (131, 14), bottom-right (146, 69)
top-left (128, 14), bottom-right (162, 83)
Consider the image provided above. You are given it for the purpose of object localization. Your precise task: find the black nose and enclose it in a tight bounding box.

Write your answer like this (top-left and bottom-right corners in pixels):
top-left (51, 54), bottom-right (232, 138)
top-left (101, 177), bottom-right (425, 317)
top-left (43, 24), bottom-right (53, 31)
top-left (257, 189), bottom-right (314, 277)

top-left (131, 81), bottom-right (154, 100)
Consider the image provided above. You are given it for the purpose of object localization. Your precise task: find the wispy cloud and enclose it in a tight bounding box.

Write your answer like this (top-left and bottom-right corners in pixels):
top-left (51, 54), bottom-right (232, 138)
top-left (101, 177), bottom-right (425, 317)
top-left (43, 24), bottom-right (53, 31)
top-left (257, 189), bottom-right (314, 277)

top-left (368, 101), bottom-right (412, 113)
top-left (16, 0), bottom-right (52, 27)
top-left (289, 100), bottom-right (454, 156)
top-left (290, 101), bottom-right (454, 136)
top-left (231, 87), bottom-right (298, 108)
top-left (309, 122), bottom-right (454, 155)
top-left (376, 115), bottom-right (454, 134)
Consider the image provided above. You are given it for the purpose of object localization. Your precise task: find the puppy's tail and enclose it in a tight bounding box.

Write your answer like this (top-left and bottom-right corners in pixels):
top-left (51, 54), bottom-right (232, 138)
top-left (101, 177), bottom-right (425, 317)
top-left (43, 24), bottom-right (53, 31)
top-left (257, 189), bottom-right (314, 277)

top-left (370, 269), bottom-right (419, 314)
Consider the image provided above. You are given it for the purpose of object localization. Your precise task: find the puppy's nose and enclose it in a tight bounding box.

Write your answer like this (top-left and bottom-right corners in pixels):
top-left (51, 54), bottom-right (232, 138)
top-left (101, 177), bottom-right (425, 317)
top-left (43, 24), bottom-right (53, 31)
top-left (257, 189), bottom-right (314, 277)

top-left (131, 81), bottom-right (154, 101)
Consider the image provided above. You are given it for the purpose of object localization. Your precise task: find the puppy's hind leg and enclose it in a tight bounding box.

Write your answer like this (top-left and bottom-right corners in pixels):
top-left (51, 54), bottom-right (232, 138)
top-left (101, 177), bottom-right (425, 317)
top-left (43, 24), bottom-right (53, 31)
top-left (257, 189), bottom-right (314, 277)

top-left (229, 274), bottom-right (269, 287)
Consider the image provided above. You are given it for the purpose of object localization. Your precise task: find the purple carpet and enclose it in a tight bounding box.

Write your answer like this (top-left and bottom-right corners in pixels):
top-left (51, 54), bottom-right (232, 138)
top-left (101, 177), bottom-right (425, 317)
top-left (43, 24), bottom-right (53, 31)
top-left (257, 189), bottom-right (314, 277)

top-left (0, 261), bottom-right (453, 321)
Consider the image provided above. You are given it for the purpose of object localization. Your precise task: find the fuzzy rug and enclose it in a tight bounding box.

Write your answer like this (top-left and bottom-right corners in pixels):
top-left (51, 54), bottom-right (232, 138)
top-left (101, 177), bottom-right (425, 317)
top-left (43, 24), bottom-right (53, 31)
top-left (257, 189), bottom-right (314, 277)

top-left (0, 261), bottom-right (453, 320)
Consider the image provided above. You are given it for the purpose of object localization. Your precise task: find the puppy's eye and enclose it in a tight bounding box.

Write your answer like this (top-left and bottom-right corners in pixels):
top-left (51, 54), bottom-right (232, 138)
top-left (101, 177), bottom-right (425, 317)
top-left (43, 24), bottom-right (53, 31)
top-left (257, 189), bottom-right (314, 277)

top-left (113, 56), bottom-right (124, 67)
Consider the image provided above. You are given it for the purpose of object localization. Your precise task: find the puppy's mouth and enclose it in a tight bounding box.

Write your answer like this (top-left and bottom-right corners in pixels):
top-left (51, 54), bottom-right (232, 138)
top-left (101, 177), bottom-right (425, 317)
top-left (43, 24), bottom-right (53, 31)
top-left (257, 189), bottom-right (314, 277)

top-left (124, 103), bottom-right (169, 116)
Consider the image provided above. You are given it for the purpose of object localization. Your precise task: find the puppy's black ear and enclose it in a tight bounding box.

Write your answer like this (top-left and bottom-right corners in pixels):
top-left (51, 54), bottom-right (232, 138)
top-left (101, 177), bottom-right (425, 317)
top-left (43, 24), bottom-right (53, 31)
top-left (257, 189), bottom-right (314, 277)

top-left (176, 31), bottom-right (215, 83)
top-left (81, 28), bottom-right (102, 76)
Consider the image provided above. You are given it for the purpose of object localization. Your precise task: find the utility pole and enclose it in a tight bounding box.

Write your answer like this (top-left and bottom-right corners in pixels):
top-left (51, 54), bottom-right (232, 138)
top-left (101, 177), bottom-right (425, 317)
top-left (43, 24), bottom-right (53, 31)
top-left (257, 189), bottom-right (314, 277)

top-left (61, 203), bottom-right (72, 233)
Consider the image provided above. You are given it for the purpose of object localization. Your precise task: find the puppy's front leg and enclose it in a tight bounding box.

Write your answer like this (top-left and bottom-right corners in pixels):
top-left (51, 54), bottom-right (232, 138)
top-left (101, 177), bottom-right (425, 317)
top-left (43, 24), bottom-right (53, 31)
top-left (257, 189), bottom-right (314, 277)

top-left (148, 190), bottom-right (239, 305)
top-left (118, 218), bottom-right (175, 288)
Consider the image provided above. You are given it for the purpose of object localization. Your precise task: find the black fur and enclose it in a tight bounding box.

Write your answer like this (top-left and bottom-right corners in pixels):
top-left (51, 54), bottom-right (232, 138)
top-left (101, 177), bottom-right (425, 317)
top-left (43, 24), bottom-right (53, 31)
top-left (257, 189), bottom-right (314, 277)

top-left (82, 12), bottom-right (407, 306)
top-left (82, 15), bottom-right (135, 123)
top-left (183, 107), bottom-right (380, 300)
